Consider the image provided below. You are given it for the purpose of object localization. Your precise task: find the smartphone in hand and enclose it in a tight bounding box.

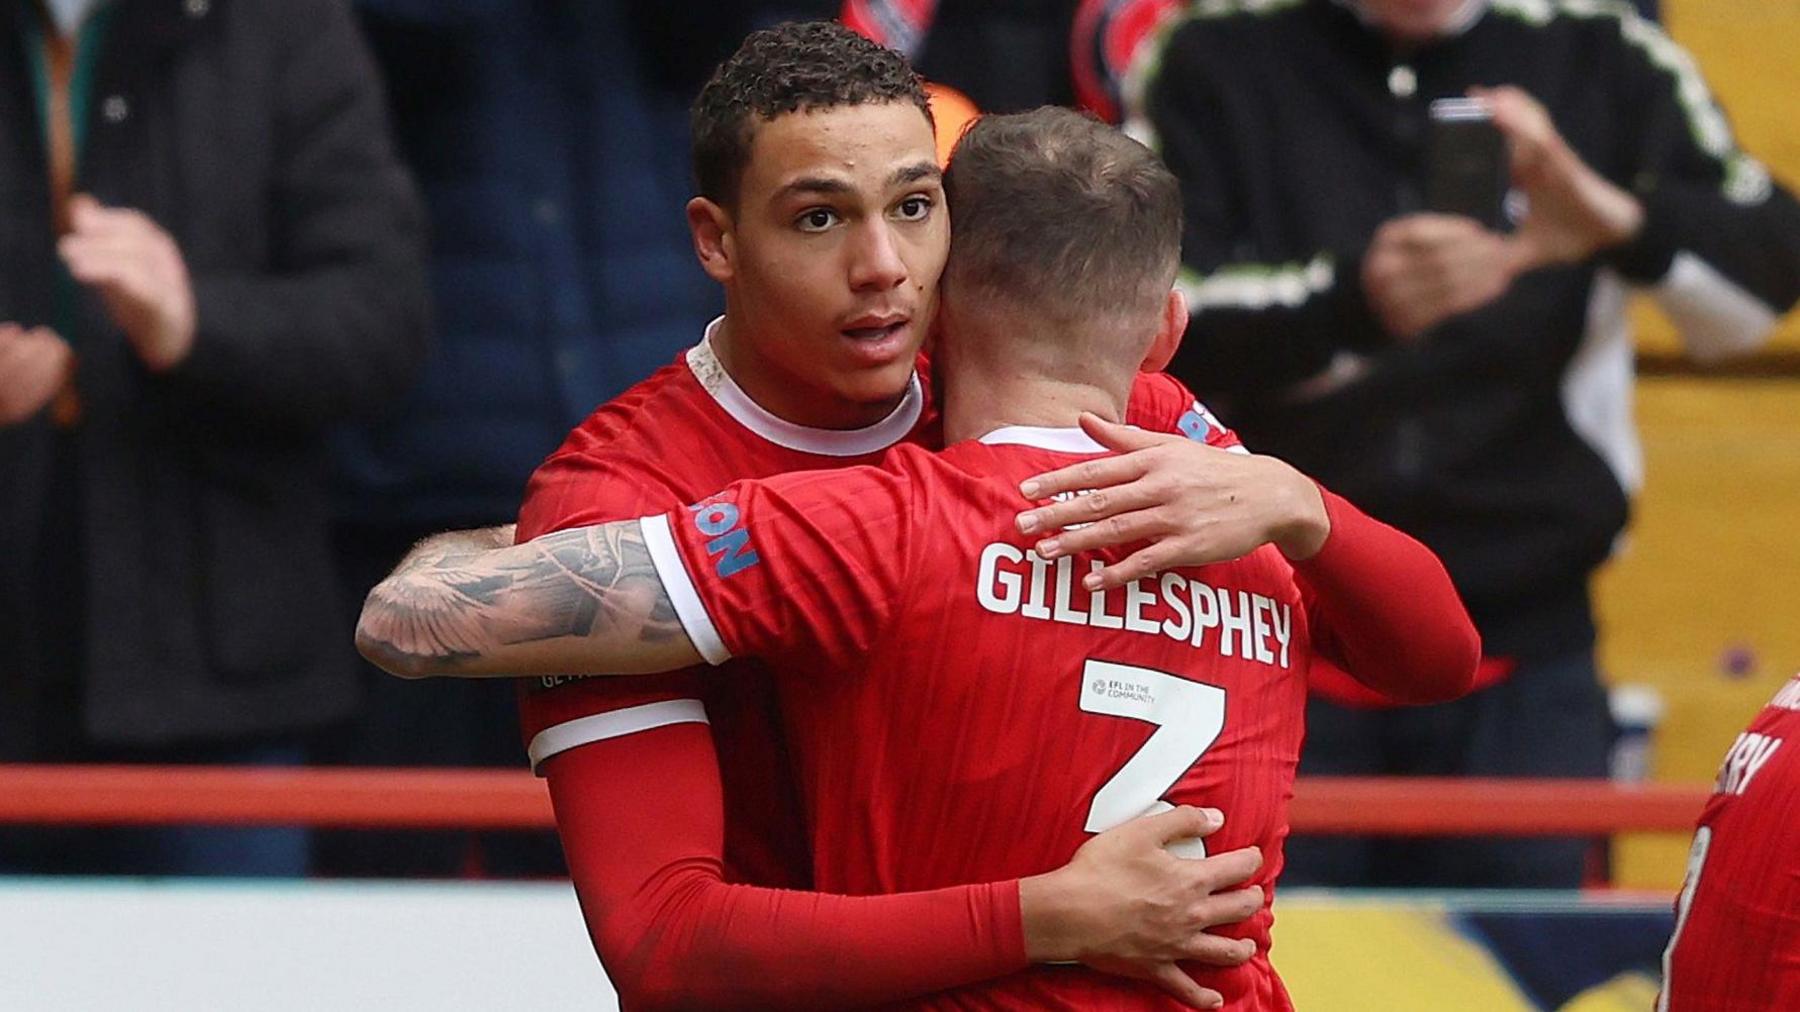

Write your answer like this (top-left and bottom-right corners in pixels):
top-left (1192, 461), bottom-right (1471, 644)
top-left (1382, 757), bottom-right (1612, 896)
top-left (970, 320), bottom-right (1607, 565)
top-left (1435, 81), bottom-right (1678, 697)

top-left (1425, 97), bottom-right (1509, 230)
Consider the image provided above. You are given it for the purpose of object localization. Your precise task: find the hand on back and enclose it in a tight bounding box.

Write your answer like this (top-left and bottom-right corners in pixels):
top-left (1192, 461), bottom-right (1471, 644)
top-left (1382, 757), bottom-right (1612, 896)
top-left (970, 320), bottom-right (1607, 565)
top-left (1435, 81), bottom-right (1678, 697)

top-left (1020, 804), bottom-right (1264, 1010)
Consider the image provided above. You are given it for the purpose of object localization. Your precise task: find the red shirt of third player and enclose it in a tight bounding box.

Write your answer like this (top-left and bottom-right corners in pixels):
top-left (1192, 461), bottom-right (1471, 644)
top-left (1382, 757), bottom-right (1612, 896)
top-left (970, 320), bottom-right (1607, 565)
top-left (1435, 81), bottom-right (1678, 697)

top-left (1660, 671), bottom-right (1800, 1010)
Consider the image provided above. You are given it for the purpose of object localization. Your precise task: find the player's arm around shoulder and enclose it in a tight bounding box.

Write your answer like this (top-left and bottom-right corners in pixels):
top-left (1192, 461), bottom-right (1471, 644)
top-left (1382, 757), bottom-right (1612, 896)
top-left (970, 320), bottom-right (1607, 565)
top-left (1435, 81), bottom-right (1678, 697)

top-left (1014, 412), bottom-right (1327, 590)
top-left (1009, 412), bottom-right (1477, 702)
top-left (355, 519), bottom-right (702, 679)
top-left (1288, 485), bottom-right (1478, 704)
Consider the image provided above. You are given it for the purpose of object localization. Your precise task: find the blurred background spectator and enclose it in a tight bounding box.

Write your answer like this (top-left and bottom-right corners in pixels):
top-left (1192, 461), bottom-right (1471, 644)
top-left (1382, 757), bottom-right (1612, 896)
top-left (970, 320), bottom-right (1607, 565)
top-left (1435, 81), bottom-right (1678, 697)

top-left (849, 0), bottom-right (1079, 112)
top-left (0, 0), bottom-right (428, 875)
top-left (1120, 0), bottom-right (1800, 887)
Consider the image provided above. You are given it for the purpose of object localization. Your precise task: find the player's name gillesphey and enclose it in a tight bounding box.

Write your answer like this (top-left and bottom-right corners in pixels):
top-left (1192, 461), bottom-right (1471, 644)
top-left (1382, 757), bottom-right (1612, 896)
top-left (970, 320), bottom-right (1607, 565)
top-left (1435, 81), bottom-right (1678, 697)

top-left (975, 542), bottom-right (1294, 668)
top-left (1710, 675), bottom-right (1800, 798)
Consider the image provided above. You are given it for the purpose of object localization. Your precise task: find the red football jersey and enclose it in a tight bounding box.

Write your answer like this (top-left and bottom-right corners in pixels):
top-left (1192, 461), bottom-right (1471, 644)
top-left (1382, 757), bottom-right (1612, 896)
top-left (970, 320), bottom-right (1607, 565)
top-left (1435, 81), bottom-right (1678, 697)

top-left (1659, 672), bottom-right (1800, 1011)
top-left (646, 428), bottom-right (1307, 1010)
top-left (515, 322), bottom-right (1230, 890)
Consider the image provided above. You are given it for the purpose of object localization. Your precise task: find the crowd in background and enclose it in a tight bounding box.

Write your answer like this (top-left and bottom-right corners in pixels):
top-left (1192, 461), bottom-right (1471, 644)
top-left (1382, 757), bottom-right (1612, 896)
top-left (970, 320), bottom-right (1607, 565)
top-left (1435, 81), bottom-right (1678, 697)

top-left (2, 0), bottom-right (1794, 886)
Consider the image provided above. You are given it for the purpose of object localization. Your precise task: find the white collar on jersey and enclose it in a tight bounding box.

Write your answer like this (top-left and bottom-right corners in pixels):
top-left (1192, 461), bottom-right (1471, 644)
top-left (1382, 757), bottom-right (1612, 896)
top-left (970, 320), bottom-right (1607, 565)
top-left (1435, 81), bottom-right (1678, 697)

top-left (685, 317), bottom-right (925, 458)
top-left (977, 426), bottom-right (1109, 454)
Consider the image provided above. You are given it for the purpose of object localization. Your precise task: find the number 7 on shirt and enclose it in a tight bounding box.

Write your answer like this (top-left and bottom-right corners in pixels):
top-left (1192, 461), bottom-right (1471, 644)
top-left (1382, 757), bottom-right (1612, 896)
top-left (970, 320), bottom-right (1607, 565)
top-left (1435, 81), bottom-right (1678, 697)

top-left (1080, 659), bottom-right (1227, 859)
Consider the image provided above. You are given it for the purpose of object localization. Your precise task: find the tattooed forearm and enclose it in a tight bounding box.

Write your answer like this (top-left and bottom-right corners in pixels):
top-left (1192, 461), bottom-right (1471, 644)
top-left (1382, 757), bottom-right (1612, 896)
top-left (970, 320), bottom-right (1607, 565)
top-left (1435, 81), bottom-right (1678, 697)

top-left (355, 520), bottom-right (697, 679)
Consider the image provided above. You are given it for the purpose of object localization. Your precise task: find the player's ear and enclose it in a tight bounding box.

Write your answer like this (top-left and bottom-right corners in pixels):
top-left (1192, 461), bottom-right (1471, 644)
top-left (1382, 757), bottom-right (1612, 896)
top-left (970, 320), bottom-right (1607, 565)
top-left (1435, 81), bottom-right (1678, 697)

top-left (688, 196), bottom-right (736, 284)
top-left (1140, 287), bottom-right (1188, 373)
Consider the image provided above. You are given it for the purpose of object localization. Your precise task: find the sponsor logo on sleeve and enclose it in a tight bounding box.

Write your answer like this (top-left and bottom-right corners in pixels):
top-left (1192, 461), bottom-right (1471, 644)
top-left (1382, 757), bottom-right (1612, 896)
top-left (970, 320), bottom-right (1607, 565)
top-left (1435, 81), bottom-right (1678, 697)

top-left (689, 497), bottom-right (761, 578)
top-left (1176, 405), bottom-right (1212, 443)
top-left (1181, 401), bottom-right (1247, 454)
top-left (1177, 400), bottom-right (1229, 443)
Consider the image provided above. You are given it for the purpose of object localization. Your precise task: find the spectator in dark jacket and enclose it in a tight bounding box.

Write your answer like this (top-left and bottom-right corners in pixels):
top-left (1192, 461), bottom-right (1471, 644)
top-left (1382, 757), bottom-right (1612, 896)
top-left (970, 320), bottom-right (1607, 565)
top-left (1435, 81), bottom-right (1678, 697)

top-left (0, 0), bottom-right (427, 875)
top-left (1120, 0), bottom-right (1800, 887)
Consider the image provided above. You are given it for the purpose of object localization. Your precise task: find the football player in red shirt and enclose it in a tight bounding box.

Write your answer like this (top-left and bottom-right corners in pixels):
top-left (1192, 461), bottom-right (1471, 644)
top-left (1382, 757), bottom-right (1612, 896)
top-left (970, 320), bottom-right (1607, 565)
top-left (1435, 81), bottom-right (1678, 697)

top-left (361, 106), bottom-right (1479, 1009)
top-left (1657, 669), bottom-right (1800, 1011)
top-left (368, 22), bottom-right (1274, 1011)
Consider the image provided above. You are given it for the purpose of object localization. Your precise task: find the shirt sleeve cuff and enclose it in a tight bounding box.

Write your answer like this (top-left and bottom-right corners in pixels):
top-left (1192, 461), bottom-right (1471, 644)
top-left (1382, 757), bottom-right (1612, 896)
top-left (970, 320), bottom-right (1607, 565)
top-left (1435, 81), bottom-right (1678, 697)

top-left (639, 514), bottom-right (732, 665)
top-left (526, 699), bottom-right (710, 774)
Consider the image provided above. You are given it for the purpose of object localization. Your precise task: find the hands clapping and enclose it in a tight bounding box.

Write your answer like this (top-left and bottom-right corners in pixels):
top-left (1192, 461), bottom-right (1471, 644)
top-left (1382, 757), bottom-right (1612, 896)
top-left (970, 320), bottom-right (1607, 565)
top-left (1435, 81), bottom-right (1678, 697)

top-left (58, 194), bottom-right (197, 372)
top-left (0, 323), bottom-right (73, 426)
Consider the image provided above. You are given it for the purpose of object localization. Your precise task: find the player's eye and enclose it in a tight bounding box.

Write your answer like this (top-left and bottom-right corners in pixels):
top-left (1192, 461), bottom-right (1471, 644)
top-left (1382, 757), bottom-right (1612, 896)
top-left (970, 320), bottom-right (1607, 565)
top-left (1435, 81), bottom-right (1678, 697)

top-left (796, 208), bottom-right (840, 233)
top-left (893, 195), bottom-right (934, 222)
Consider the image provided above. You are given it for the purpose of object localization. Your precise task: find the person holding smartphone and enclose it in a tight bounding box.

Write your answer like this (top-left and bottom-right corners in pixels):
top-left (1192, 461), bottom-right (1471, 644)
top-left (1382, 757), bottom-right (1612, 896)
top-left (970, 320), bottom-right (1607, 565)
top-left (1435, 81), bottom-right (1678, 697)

top-left (1073, 0), bottom-right (1800, 889)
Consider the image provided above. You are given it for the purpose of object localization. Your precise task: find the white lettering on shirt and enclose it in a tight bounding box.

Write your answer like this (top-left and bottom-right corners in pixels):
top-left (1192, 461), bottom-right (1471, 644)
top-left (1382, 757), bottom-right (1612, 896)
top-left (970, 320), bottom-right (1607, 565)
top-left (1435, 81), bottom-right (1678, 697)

top-left (1714, 732), bottom-right (1782, 797)
top-left (975, 544), bottom-right (1293, 669)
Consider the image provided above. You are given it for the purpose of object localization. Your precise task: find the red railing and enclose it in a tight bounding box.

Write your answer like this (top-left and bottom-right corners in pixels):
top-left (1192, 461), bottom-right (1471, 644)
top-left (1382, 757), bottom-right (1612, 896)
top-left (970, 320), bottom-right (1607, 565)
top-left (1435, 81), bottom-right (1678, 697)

top-left (0, 765), bottom-right (1711, 834)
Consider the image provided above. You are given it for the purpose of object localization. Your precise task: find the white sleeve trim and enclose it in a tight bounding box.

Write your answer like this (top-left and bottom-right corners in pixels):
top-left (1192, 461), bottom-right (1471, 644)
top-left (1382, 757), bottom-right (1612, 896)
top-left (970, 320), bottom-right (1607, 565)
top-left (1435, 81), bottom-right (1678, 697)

top-left (1653, 251), bottom-right (1778, 363)
top-left (526, 699), bottom-right (709, 773)
top-left (638, 514), bottom-right (731, 666)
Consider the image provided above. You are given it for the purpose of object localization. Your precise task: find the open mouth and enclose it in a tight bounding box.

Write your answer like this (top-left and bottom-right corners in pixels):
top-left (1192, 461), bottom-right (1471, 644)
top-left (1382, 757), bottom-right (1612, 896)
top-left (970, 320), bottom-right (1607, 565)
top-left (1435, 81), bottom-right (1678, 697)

top-left (842, 319), bottom-right (909, 341)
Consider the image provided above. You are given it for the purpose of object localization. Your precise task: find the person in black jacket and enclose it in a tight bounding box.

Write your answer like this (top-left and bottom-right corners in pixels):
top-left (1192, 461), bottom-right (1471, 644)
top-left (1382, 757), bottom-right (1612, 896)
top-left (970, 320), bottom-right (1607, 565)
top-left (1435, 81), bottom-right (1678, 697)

top-left (0, 0), bottom-right (427, 875)
top-left (1120, 0), bottom-right (1800, 887)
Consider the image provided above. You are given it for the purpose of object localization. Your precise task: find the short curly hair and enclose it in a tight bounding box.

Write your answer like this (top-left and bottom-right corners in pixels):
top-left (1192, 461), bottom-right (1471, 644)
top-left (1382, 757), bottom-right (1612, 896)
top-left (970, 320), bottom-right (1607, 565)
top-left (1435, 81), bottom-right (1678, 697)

top-left (945, 107), bottom-right (1181, 323)
top-left (692, 21), bottom-right (933, 208)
